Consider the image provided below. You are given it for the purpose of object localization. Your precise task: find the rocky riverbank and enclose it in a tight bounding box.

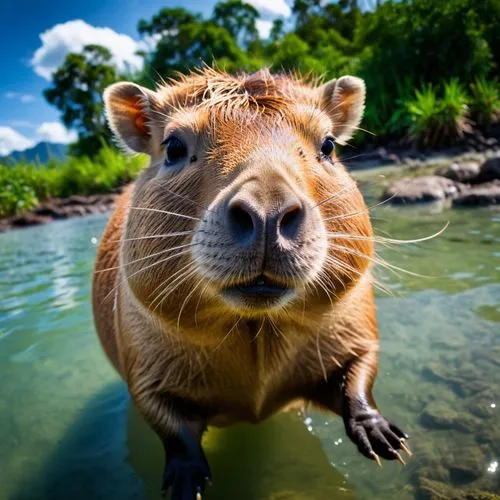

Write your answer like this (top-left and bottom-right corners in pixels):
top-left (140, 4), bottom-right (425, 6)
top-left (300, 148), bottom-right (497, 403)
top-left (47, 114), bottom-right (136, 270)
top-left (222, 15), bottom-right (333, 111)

top-left (380, 154), bottom-right (500, 207)
top-left (0, 191), bottom-right (123, 232)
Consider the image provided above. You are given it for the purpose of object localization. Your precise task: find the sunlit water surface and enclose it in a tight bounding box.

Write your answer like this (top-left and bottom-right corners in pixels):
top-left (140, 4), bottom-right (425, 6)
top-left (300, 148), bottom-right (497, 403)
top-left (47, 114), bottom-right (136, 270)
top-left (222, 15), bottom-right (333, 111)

top-left (1, 185), bottom-right (499, 499)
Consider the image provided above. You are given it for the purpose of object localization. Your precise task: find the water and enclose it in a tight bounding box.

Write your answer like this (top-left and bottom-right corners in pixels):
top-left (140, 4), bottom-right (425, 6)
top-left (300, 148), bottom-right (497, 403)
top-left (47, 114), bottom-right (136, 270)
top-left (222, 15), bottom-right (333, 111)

top-left (1, 191), bottom-right (499, 499)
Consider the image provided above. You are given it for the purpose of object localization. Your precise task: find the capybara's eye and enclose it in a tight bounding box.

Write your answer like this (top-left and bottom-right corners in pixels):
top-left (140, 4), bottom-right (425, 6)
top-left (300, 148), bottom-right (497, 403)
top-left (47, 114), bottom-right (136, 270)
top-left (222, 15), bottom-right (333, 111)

top-left (320, 137), bottom-right (335, 157)
top-left (163, 137), bottom-right (188, 165)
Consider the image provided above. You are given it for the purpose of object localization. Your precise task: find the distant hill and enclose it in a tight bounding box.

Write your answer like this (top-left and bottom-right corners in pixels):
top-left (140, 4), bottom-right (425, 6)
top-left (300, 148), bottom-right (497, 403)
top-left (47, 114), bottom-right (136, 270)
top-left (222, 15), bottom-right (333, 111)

top-left (0, 142), bottom-right (68, 165)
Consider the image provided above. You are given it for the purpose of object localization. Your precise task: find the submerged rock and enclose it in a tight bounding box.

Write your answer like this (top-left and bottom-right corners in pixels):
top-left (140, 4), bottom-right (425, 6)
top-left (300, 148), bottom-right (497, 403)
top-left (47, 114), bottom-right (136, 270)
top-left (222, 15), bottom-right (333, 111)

top-left (421, 401), bottom-right (459, 430)
top-left (420, 401), bottom-right (479, 433)
top-left (381, 176), bottom-right (464, 204)
top-left (418, 478), bottom-right (500, 500)
top-left (448, 447), bottom-right (485, 483)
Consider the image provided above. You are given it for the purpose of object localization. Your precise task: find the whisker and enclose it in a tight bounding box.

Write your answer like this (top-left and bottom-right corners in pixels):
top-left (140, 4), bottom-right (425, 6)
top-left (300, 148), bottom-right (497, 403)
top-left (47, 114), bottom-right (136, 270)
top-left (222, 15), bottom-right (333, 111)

top-left (252, 318), bottom-right (266, 342)
top-left (195, 280), bottom-right (212, 327)
top-left (113, 231), bottom-right (194, 243)
top-left (316, 331), bottom-right (328, 381)
top-left (323, 194), bottom-right (398, 223)
top-left (99, 248), bottom-right (193, 304)
top-left (312, 184), bottom-right (355, 210)
top-left (94, 242), bottom-right (198, 273)
top-left (153, 267), bottom-right (200, 314)
top-left (213, 317), bottom-right (242, 352)
top-left (130, 206), bottom-right (200, 221)
top-left (327, 242), bottom-right (428, 278)
top-left (148, 260), bottom-right (195, 305)
top-left (327, 222), bottom-right (449, 247)
top-left (163, 186), bottom-right (213, 213)
top-left (176, 275), bottom-right (205, 329)
top-left (324, 255), bottom-right (393, 296)
top-left (126, 248), bottom-right (193, 281)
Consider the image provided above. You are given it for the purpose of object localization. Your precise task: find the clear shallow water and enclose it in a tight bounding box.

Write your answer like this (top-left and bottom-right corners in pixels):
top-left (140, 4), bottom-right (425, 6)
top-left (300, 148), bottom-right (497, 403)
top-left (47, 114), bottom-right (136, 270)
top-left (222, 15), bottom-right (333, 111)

top-left (0, 197), bottom-right (499, 499)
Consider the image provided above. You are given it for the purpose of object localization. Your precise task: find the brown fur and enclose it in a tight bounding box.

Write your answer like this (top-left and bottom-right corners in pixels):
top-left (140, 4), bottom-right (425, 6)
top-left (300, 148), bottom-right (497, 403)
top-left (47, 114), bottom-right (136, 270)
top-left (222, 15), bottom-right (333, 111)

top-left (92, 69), bottom-right (406, 493)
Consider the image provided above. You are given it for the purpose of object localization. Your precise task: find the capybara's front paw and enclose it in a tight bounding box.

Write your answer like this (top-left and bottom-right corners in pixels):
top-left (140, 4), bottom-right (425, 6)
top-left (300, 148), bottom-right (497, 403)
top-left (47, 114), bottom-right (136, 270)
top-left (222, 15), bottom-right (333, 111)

top-left (344, 407), bottom-right (411, 466)
top-left (162, 456), bottom-right (211, 500)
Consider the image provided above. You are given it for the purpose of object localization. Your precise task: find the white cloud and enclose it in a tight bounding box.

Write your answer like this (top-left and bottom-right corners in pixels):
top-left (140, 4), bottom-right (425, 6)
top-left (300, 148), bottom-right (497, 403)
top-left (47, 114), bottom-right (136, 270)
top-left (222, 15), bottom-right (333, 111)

top-left (31, 19), bottom-right (143, 80)
top-left (1, 121), bottom-right (37, 129)
top-left (247, 0), bottom-right (292, 20)
top-left (36, 122), bottom-right (77, 144)
top-left (5, 92), bottom-right (36, 103)
top-left (0, 127), bottom-right (35, 156)
top-left (256, 20), bottom-right (274, 39)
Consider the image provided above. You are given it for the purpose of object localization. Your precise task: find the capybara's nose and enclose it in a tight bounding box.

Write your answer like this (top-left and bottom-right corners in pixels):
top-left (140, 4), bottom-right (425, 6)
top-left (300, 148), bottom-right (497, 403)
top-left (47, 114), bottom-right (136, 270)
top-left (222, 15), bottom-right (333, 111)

top-left (274, 199), bottom-right (305, 242)
top-left (227, 197), bottom-right (264, 247)
top-left (227, 190), bottom-right (306, 248)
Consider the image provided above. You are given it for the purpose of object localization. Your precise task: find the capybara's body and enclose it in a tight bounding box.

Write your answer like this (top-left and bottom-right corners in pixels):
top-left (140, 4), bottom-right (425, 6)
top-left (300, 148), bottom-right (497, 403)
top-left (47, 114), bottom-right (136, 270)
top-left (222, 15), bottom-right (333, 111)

top-left (92, 68), bottom-right (409, 499)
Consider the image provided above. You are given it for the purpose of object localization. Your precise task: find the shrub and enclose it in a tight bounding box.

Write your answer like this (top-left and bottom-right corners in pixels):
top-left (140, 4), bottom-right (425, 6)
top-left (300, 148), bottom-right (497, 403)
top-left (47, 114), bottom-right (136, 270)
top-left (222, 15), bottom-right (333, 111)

top-left (0, 146), bottom-right (146, 217)
top-left (469, 77), bottom-right (500, 127)
top-left (405, 80), bottom-right (471, 148)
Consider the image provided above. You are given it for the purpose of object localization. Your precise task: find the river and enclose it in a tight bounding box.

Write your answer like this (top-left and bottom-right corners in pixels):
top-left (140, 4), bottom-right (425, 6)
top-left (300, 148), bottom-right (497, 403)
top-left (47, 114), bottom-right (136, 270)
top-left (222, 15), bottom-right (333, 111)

top-left (1, 180), bottom-right (499, 499)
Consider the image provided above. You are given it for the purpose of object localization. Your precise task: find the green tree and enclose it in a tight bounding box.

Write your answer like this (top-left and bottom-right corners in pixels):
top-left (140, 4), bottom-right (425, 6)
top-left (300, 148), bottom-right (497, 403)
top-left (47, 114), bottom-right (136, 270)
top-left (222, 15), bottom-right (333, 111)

top-left (212, 0), bottom-right (259, 46)
top-left (356, 0), bottom-right (498, 135)
top-left (138, 7), bottom-right (247, 77)
top-left (43, 44), bottom-right (120, 156)
top-left (270, 19), bottom-right (285, 43)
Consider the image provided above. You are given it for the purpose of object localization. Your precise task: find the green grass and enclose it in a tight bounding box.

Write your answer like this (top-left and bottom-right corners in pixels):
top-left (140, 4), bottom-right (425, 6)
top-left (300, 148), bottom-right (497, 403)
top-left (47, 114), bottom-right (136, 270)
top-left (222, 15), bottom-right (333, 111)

top-left (404, 80), bottom-right (471, 148)
top-left (0, 146), bottom-right (146, 218)
top-left (469, 77), bottom-right (500, 127)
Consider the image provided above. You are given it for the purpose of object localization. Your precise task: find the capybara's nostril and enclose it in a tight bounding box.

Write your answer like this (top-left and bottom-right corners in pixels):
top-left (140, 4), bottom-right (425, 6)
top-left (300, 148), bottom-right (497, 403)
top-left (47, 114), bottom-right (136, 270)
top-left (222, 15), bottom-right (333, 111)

top-left (228, 200), bottom-right (259, 245)
top-left (277, 202), bottom-right (305, 241)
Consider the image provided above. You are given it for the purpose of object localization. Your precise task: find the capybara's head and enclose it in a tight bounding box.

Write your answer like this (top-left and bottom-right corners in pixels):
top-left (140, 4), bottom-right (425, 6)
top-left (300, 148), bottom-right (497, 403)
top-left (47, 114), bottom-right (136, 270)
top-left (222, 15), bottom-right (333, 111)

top-left (104, 68), bottom-right (373, 335)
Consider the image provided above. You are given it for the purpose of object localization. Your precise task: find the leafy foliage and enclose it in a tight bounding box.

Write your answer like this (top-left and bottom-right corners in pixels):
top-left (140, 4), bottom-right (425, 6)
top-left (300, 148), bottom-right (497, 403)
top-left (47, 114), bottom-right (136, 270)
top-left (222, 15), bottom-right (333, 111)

top-left (405, 81), bottom-right (471, 148)
top-left (44, 45), bottom-right (121, 157)
top-left (41, 0), bottom-right (500, 158)
top-left (0, 146), bottom-right (146, 217)
top-left (137, 7), bottom-right (248, 78)
top-left (469, 77), bottom-right (500, 128)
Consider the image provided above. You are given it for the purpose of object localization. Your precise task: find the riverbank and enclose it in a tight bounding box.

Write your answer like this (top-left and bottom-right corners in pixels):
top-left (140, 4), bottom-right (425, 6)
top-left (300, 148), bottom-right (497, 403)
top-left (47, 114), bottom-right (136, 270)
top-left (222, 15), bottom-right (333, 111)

top-left (0, 190), bottom-right (123, 233)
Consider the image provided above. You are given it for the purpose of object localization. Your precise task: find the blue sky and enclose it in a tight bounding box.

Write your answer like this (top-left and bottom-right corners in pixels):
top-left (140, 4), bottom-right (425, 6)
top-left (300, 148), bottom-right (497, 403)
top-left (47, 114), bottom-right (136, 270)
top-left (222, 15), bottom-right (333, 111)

top-left (0, 0), bottom-right (291, 155)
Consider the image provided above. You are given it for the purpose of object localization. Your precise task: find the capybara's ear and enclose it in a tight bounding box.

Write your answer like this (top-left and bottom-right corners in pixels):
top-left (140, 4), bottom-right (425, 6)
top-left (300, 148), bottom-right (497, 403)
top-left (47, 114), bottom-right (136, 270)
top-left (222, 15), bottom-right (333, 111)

top-left (104, 82), bottom-right (158, 154)
top-left (319, 76), bottom-right (365, 145)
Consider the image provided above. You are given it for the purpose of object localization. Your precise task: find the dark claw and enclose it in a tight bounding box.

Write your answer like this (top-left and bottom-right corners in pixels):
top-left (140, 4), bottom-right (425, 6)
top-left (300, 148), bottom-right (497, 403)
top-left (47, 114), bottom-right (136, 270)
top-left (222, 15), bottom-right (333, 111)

top-left (344, 407), bottom-right (410, 466)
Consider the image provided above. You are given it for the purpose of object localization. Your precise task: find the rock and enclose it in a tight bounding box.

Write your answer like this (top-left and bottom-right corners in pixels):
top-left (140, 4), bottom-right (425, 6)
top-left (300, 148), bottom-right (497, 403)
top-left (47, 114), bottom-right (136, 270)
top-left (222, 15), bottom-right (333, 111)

top-left (466, 394), bottom-right (497, 419)
top-left (435, 162), bottom-right (481, 183)
top-left (33, 202), bottom-right (65, 218)
top-left (452, 180), bottom-right (500, 207)
top-left (420, 399), bottom-right (481, 433)
top-left (9, 213), bottom-right (52, 227)
top-left (418, 465), bottom-right (450, 483)
top-left (477, 156), bottom-right (500, 183)
top-left (381, 176), bottom-right (464, 204)
top-left (418, 478), bottom-right (500, 500)
top-left (420, 401), bottom-right (458, 429)
top-left (448, 449), bottom-right (484, 484)
top-left (386, 153), bottom-right (401, 164)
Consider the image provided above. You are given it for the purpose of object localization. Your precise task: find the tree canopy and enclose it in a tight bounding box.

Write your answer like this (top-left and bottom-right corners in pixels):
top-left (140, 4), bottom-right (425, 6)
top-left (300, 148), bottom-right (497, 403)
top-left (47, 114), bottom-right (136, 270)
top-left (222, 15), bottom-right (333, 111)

top-left (44, 0), bottom-right (500, 155)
